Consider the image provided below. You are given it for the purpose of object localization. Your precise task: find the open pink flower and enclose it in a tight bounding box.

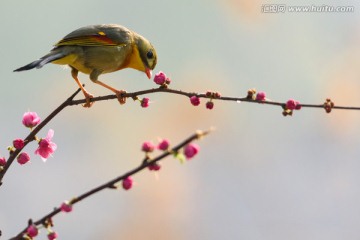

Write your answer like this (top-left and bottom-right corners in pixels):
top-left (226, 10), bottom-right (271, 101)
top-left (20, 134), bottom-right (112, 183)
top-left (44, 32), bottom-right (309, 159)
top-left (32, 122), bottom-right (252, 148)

top-left (22, 112), bottom-right (41, 128)
top-left (35, 129), bottom-right (57, 162)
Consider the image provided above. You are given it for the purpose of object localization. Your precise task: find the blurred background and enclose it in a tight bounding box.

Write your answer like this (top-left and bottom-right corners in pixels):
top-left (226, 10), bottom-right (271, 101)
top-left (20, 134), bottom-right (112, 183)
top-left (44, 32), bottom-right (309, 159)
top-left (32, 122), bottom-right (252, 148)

top-left (1, 0), bottom-right (360, 239)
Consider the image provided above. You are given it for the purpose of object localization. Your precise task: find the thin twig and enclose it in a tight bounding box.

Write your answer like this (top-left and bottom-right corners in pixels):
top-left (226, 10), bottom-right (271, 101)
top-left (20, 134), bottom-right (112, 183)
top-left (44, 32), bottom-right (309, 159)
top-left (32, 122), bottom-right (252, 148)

top-left (9, 129), bottom-right (211, 240)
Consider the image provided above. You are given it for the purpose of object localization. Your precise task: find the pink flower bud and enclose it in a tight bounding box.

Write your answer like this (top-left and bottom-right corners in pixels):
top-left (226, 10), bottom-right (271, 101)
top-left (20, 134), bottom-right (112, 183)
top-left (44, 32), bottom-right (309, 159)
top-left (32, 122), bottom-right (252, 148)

top-left (22, 112), bottom-right (41, 128)
top-left (60, 201), bottom-right (73, 213)
top-left (184, 143), bottom-right (200, 159)
top-left (141, 98), bottom-right (150, 108)
top-left (0, 157), bottom-right (6, 166)
top-left (48, 231), bottom-right (58, 240)
top-left (256, 91), bottom-right (266, 101)
top-left (17, 152), bottom-right (30, 165)
top-left (148, 162), bottom-right (161, 171)
top-left (27, 225), bottom-right (38, 238)
top-left (206, 101), bottom-right (214, 110)
top-left (142, 141), bottom-right (155, 152)
top-left (122, 177), bottom-right (133, 190)
top-left (157, 139), bottom-right (170, 151)
top-left (286, 99), bottom-right (301, 110)
top-left (13, 138), bottom-right (25, 150)
top-left (286, 99), bottom-right (296, 110)
top-left (165, 77), bottom-right (171, 85)
top-left (190, 96), bottom-right (200, 106)
top-left (153, 71), bottom-right (167, 85)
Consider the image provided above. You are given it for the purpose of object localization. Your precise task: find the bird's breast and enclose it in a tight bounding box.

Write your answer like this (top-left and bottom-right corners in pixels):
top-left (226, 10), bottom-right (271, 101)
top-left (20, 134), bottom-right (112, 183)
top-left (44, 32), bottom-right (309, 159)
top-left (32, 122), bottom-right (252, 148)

top-left (120, 44), bottom-right (146, 72)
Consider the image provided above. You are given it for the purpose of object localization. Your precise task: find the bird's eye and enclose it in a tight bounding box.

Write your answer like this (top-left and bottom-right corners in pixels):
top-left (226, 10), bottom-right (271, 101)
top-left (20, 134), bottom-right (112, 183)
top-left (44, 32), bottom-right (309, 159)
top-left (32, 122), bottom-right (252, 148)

top-left (147, 51), bottom-right (153, 59)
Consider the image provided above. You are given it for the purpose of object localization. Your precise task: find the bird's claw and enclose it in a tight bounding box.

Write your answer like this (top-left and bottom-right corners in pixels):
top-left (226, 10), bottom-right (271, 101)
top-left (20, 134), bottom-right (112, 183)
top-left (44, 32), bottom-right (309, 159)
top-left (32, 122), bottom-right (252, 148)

top-left (82, 92), bottom-right (94, 108)
top-left (115, 90), bottom-right (127, 105)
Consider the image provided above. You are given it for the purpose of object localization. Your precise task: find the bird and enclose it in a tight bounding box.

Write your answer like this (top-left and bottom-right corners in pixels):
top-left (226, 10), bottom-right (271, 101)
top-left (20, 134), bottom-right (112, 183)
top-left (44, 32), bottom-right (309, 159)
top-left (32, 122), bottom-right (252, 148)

top-left (14, 24), bottom-right (157, 107)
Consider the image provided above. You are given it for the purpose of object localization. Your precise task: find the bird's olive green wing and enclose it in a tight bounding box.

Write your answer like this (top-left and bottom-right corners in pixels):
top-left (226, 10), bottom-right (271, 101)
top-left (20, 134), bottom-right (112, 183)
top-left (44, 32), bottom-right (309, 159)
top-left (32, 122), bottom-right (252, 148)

top-left (55, 24), bottom-right (131, 47)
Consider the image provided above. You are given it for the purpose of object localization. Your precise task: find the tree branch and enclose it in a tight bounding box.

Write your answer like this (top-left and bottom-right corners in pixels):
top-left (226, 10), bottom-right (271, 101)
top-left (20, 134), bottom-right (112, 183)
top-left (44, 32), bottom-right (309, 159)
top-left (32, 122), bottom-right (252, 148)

top-left (0, 87), bottom-right (82, 186)
top-left (9, 129), bottom-right (211, 240)
top-left (70, 87), bottom-right (360, 111)
top-left (1, 86), bottom-right (357, 187)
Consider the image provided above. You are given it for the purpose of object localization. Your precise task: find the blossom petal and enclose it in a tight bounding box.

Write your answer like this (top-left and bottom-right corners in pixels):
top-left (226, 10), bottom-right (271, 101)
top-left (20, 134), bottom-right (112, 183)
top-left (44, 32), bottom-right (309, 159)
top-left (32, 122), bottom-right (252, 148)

top-left (47, 129), bottom-right (54, 140)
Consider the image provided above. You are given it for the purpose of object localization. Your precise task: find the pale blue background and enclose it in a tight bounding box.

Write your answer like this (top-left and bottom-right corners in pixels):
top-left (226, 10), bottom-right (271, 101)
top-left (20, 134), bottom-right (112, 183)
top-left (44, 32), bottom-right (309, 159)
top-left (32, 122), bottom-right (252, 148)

top-left (1, 0), bottom-right (360, 239)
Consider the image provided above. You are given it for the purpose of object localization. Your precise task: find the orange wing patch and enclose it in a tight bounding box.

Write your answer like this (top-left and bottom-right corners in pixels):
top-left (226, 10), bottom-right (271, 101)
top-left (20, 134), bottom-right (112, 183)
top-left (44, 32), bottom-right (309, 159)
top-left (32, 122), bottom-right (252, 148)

top-left (55, 35), bottom-right (122, 47)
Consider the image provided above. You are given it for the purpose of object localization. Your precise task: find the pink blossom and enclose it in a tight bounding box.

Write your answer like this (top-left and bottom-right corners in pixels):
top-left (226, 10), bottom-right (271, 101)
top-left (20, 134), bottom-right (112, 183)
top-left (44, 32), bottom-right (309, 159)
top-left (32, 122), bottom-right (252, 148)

top-left (256, 92), bottom-right (266, 101)
top-left (154, 71), bottom-right (167, 85)
top-left (286, 99), bottom-right (301, 110)
top-left (13, 138), bottom-right (25, 150)
top-left (190, 96), bottom-right (200, 106)
top-left (206, 101), bottom-right (214, 110)
top-left (122, 177), bottom-right (133, 190)
top-left (35, 129), bottom-right (57, 162)
top-left (48, 232), bottom-right (58, 240)
top-left (0, 157), bottom-right (6, 166)
top-left (142, 141), bottom-right (155, 152)
top-left (157, 139), bottom-right (170, 151)
top-left (148, 162), bottom-right (161, 171)
top-left (141, 98), bottom-right (150, 108)
top-left (184, 143), bottom-right (200, 159)
top-left (17, 152), bottom-right (30, 165)
top-left (27, 225), bottom-right (38, 238)
top-left (60, 201), bottom-right (73, 213)
top-left (22, 112), bottom-right (41, 128)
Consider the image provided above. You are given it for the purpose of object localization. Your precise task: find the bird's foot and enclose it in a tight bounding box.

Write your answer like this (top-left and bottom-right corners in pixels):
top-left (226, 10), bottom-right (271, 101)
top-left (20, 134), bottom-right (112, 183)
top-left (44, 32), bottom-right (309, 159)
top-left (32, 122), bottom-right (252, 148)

top-left (115, 90), bottom-right (127, 105)
top-left (82, 92), bottom-right (94, 108)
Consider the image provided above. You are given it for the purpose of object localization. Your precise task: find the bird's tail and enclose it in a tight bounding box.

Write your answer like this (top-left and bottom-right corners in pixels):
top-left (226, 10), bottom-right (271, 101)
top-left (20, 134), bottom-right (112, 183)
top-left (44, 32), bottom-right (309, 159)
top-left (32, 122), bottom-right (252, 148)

top-left (14, 51), bottom-right (66, 72)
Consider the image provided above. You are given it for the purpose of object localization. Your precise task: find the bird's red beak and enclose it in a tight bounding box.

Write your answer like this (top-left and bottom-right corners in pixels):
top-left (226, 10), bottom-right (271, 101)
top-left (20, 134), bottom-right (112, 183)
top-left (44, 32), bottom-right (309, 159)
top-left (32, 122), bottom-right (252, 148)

top-left (145, 68), bottom-right (152, 79)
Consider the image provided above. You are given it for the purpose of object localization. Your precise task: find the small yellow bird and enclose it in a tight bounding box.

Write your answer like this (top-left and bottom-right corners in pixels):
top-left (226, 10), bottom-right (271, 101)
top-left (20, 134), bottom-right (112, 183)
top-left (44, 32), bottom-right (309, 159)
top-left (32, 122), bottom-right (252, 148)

top-left (14, 24), bottom-right (157, 107)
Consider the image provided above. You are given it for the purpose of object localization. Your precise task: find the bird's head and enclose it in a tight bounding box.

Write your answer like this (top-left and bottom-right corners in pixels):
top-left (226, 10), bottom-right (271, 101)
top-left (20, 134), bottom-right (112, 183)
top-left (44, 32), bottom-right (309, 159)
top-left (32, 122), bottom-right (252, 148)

top-left (135, 35), bottom-right (157, 79)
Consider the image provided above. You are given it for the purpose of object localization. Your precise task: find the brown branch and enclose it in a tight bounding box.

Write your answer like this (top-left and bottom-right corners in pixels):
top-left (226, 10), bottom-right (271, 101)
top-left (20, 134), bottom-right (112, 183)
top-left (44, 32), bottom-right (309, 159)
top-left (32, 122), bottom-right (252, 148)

top-left (3, 83), bottom-right (360, 238)
top-left (9, 129), bottom-right (211, 240)
top-left (69, 87), bottom-right (360, 111)
top-left (0, 87), bottom-right (82, 186)
top-left (1, 86), bottom-right (357, 187)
